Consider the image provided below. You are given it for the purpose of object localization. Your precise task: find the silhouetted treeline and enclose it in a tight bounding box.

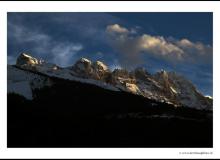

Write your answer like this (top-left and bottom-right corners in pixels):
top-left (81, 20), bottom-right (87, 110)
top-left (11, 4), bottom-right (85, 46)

top-left (8, 78), bottom-right (213, 148)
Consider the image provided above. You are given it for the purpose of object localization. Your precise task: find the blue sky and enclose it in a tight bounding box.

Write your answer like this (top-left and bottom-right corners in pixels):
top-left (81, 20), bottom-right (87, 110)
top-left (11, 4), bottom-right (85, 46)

top-left (7, 12), bottom-right (213, 96)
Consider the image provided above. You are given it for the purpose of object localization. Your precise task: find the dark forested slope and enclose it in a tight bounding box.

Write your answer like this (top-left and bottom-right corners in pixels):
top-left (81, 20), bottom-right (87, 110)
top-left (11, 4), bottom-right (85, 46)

top-left (8, 77), bottom-right (213, 148)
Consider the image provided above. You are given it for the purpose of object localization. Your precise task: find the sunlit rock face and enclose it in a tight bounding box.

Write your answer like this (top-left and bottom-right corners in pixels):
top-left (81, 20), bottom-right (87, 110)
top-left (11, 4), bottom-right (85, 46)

top-left (16, 53), bottom-right (40, 66)
top-left (92, 61), bottom-right (111, 81)
top-left (110, 69), bottom-right (136, 84)
top-left (16, 53), bottom-right (60, 74)
top-left (93, 61), bottom-right (108, 72)
top-left (154, 70), bottom-right (177, 100)
top-left (72, 58), bottom-right (111, 80)
top-left (153, 71), bottom-right (212, 110)
top-left (124, 83), bottom-right (141, 94)
top-left (9, 53), bottom-right (213, 110)
top-left (107, 68), bottom-right (140, 94)
top-left (15, 53), bottom-right (45, 72)
top-left (72, 58), bottom-right (93, 78)
top-left (72, 60), bottom-right (139, 94)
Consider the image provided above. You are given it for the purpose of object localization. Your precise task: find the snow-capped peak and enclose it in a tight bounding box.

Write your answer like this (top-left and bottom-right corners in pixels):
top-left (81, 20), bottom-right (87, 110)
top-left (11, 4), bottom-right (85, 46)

top-left (205, 95), bottom-right (213, 99)
top-left (79, 57), bottom-right (92, 64)
top-left (72, 57), bottom-right (94, 78)
top-left (8, 53), bottom-right (212, 110)
top-left (16, 53), bottom-right (42, 66)
top-left (21, 53), bottom-right (33, 59)
top-left (93, 61), bottom-right (108, 71)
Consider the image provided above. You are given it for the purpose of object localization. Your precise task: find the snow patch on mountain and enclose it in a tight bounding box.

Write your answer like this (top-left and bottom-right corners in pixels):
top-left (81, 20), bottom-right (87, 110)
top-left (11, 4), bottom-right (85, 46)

top-left (8, 53), bottom-right (213, 110)
top-left (7, 65), bottom-right (52, 99)
top-left (16, 53), bottom-right (42, 66)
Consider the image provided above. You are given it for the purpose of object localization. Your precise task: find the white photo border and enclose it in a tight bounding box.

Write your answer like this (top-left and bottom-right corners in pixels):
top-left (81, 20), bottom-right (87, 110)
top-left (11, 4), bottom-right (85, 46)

top-left (0, 1), bottom-right (219, 159)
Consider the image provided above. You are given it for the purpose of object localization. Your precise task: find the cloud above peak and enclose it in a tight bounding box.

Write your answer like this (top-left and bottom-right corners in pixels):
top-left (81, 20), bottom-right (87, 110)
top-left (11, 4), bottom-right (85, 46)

top-left (106, 24), bottom-right (129, 34)
top-left (106, 24), bottom-right (212, 67)
top-left (7, 13), bottom-right (212, 96)
top-left (7, 22), bottom-right (83, 67)
top-left (136, 34), bottom-right (184, 59)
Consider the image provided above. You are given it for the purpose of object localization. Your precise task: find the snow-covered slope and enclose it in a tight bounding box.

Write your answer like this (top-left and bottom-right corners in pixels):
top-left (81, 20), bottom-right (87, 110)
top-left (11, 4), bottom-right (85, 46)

top-left (7, 65), bottom-right (52, 100)
top-left (8, 53), bottom-right (212, 110)
top-left (9, 54), bottom-right (120, 96)
top-left (166, 72), bottom-right (212, 110)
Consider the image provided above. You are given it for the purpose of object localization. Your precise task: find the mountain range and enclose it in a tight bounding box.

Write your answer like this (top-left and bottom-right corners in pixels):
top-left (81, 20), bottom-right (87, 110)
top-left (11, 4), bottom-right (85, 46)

top-left (7, 53), bottom-right (213, 147)
top-left (8, 53), bottom-right (212, 110)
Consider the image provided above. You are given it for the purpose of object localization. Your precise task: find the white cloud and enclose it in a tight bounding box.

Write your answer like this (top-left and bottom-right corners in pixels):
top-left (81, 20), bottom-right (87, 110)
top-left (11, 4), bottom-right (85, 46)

top-left (136, 34), bottom-right (184, 60)
top-left (8, 22), bottom-right (83, 67)
top-left (8, 22), bottom-right (50, 44)
top-left (106, 24), bottom-right (129, 34)
top-left (174, 38), bottom-right (213, 64)
top-left (51, 43), bottom-right (83, 66)
top-left (106, 24), bottom-right (212, 66)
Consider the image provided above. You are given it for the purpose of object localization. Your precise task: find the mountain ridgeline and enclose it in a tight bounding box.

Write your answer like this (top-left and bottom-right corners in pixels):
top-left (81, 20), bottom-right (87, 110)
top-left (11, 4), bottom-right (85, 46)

top-left (7, 53), bottom-right (213, 147)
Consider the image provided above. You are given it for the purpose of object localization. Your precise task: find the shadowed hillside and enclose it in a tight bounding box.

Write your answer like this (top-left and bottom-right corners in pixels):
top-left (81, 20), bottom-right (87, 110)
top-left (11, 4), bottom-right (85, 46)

top-left (8, 77), bottom-right (213, 148)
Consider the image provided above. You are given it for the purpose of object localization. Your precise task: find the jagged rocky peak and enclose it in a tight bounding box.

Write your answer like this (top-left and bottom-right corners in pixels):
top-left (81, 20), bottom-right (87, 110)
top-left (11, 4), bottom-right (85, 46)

top-left (110, 68), bottom-right (136, 84)
top-left (15, 53), bottom-right (60, 73)
top-left (108, 68), bottom-right (139, 94)
top-left (133, 67), bottom-right (150, 80)
top-left (10, 53), bottom-right (212, 110)
top-left (92, 61), bottom-right (111, 81)
top-left (80, 57), bottom-right (92, 64)
top-left (72, 58), bottom-right (93, 78)
top-left (112, 68), bottom-right (134, 79)
top-left (93, 61), bottom-right (109, 72)
top-left (72, 58), bottom-right (110, 80)
top-left (152, 70), bottom-right (212, 110)
top-left (16, 53), bottom-right (41, 66)
top-left (154, 70), bottom-right (171, 89)
top-left (73, 58), bottom-right (92, 70)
